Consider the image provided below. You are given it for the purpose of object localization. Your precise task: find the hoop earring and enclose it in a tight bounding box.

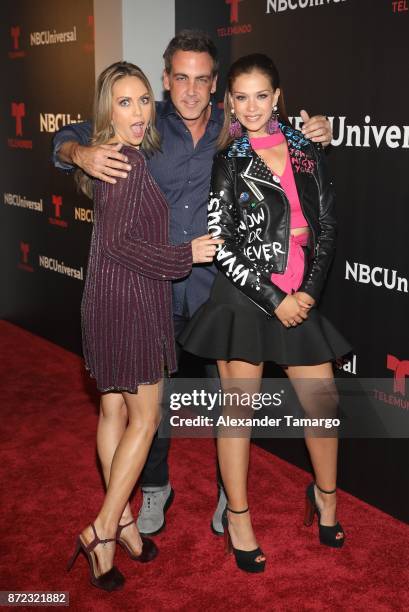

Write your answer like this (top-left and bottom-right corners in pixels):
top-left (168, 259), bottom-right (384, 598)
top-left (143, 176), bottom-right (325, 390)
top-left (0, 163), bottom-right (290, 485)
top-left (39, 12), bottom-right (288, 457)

top-left (109, 122), bottom-right (115, 137)
top-left (229, 110), bottom-right (242, 138)
top-left (266, 105), bottom-right (279, 134)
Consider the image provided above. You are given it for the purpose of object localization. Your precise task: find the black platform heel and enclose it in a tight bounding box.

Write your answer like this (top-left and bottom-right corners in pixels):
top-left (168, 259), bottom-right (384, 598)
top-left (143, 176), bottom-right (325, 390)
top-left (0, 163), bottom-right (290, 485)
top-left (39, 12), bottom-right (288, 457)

top-left (67, 524), bottom-right (125, 591)
top-left (222, 507), bottom-right (266, 573)
top-left (304, 482), bottom-right (345, 548)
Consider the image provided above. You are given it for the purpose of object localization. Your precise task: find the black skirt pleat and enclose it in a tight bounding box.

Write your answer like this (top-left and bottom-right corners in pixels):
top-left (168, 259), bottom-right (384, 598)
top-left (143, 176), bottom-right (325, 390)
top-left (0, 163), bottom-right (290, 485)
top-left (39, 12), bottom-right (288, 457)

top-left (178, 273), bottom-right (352, 366)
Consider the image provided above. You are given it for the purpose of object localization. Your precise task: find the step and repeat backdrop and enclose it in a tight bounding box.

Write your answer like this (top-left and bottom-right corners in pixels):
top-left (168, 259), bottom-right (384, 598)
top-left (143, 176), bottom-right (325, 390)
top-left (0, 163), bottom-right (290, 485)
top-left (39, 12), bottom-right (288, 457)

top-left (0, 0), bottom-right (94, 352)
top-left (0, 0), bottom-right (408, 520)
top-left (175, 0), bottom-right (409, 521)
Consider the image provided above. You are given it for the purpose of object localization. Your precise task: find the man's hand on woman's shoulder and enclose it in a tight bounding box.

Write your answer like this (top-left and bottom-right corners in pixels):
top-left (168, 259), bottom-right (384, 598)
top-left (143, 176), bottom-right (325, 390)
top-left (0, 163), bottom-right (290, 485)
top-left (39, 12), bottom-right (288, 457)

top-left (300, 109), bottom-right (332, 147)
top-left (61, 141), bottom-right (132, 183)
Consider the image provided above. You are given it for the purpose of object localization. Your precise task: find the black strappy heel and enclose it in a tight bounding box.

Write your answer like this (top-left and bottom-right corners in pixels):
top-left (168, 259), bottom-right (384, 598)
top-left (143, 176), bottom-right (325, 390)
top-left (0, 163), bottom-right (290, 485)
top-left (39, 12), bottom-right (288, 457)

top-left (67, 524), bottom-right (125, 591)
top-left (222, 507), bottom-right (266, 573)
top-left (304, 482), bottom-right (345, 548)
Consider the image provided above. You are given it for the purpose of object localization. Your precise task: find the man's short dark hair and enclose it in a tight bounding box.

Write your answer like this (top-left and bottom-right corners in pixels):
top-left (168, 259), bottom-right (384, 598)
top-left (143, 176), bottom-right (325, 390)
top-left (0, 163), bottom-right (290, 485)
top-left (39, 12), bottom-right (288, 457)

top-left (163, 29), bottom-right (219, 76)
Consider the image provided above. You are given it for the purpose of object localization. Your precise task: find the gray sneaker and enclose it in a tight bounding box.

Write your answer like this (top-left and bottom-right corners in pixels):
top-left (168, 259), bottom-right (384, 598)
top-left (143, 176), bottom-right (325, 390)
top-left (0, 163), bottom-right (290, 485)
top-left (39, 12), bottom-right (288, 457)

top-left (137, 482), bottom-right (174, 536)
top-left (211, 487), bottom-right (227, 536)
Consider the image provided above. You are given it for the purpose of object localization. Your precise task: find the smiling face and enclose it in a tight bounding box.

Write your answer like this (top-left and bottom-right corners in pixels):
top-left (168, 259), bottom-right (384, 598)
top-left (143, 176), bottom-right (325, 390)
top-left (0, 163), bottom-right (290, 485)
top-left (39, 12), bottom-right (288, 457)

top-left (230, 70), bottom-right (280, 137)
top-left (110, 75), bottom-right (152, 147)
top-left (163, 50), bottom-right (217, 121)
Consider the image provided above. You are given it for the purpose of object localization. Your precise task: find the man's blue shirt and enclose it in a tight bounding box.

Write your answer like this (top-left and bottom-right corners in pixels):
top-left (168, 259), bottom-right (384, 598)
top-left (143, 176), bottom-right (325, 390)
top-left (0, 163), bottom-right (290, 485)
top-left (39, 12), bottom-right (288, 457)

top-left (52, 99), bottom-right (224, 316)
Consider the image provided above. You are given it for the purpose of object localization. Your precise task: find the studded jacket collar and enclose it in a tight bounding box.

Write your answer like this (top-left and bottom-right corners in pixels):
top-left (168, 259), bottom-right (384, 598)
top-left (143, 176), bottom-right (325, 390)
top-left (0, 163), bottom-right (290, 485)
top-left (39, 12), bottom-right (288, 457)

top-left (207, 124), bottom-right (337, 315)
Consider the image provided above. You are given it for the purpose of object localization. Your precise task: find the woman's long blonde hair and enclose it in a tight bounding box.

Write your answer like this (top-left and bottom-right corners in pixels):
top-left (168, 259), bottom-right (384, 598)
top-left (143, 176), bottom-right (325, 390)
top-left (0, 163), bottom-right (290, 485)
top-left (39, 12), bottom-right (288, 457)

top-left (76, 61), bottom-right (160, 198)
top-left (217, 54), bottom-right (289, 151)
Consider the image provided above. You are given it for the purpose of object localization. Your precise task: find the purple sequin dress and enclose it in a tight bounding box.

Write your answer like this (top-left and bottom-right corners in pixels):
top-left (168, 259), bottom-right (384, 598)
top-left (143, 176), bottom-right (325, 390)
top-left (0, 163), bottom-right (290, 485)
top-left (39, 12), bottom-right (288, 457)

top-left (81, 146), bottom-right (192, 392)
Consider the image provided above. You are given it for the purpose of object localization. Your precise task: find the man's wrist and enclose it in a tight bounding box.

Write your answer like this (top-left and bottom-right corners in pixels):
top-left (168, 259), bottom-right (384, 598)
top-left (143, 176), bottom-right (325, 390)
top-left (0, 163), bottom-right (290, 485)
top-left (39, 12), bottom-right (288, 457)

top-left (57, 140), bottom-right (81, 166)
top-left (68, 141), bottom-right (81, 166)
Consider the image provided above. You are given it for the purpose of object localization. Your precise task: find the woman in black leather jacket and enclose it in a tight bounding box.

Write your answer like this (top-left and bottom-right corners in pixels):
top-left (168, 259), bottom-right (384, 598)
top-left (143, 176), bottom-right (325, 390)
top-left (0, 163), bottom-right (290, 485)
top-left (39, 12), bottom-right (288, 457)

top-left (180, 54), bottom-right (351, 572)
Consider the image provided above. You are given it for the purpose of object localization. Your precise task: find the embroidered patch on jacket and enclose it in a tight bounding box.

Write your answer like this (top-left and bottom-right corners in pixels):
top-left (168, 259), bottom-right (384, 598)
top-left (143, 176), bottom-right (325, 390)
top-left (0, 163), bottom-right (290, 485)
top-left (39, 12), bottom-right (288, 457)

top-left (280, 123), bottom-right (310, 150)
top-left (227, 136), bottom-right (251, 157)
top-left (288, 146), bottom-right (316, 174)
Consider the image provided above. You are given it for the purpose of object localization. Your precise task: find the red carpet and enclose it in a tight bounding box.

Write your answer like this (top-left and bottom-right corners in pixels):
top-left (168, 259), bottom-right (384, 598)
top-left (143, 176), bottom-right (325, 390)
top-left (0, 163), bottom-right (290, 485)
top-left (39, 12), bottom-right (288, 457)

top-left (1, 320), bottom-right (408, 611)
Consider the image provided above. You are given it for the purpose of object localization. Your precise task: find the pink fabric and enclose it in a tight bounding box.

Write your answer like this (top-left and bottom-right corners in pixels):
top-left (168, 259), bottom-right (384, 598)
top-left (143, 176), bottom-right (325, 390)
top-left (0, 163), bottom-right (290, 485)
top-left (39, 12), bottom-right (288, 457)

top-left (250, 131), bottom-right (308, 229)
top-left (250, 129), bottom-right (310, 294)
top-left (250, 132), bottom-right (285, 149)
top-left (270, 232), bottom-right (309, 294)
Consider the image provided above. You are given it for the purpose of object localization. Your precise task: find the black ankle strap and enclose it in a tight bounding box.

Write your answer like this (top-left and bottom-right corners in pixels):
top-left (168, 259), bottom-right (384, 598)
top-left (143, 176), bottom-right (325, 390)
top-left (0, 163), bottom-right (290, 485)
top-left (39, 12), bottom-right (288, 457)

top-left (117, 519), bottom-right (135, 531)
top-left (87, 523), bottom-right (116, 551)
top-left (315, 483), bottom-right (337, 495)
top-left (226, 506), bottom-right (249, 514)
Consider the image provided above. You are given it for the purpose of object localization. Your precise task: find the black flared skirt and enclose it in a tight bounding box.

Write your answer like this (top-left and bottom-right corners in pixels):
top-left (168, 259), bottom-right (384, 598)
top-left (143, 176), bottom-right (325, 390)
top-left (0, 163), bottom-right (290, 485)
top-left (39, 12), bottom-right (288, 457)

top-left (178, 273), bottom-right (352, 366)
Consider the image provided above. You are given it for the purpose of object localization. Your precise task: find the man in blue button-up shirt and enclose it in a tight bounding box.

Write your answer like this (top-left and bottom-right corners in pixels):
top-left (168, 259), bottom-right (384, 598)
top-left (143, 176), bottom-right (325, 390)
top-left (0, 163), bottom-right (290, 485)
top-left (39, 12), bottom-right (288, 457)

top-left (52, 30), bottom-right (332, 542)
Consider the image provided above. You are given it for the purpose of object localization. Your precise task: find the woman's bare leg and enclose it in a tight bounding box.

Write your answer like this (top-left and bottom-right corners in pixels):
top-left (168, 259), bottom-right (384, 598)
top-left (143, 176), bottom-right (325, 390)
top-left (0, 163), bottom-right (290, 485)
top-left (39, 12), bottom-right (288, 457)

top-left (285, 362), bottom-right (342, 529)
top-left (97, 393), bottom-right (139, 552)
top-left (217, 360), bottom-right (265, 560)
top-left (81, 381), bottom-right (163, 575)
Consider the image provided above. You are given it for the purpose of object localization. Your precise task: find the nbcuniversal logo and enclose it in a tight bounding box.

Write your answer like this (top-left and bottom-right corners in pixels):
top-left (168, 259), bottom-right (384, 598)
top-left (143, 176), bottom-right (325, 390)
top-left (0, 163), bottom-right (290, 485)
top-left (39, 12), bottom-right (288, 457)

top-left (289, 115), bottom-right (409, 150)
top-left (266, 0), bottom-right (346, 12)
top-left (345, 261), bottom-right (408, 294)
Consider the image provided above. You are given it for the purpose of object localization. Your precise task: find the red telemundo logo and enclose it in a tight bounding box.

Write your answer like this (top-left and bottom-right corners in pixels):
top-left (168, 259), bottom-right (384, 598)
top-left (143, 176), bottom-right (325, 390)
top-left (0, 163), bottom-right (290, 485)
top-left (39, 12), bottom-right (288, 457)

top-left (217, 0), bottom-right (251, 37)
top-left (8, 102), bottom-right (32, 149)
top-left (392, 1), bottom-right (408, 13)
top-left (83, 14), bottom-right (95, 53)
top-left (12, 102), bottom-right (25, 136)
top-left (9, 26), bottom-right (26, 59)
top-left (373, 354), bottom-right (409, 410)
top-left (18, 241), bottom-right (34, 272)
top-left (11, 26), bottom-right (20, 49)
top-left (226, 0), bottom-right (243, 22)
top-left (387, 354), bottom-right (409, 396)
top-left (49, 195), bottom-right (68, 228)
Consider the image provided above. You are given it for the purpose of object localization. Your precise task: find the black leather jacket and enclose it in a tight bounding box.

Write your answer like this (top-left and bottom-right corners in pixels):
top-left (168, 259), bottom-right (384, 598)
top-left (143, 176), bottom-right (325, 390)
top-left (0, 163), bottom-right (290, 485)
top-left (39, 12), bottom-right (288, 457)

top-left (208, 124), bottom-right (337, 316)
